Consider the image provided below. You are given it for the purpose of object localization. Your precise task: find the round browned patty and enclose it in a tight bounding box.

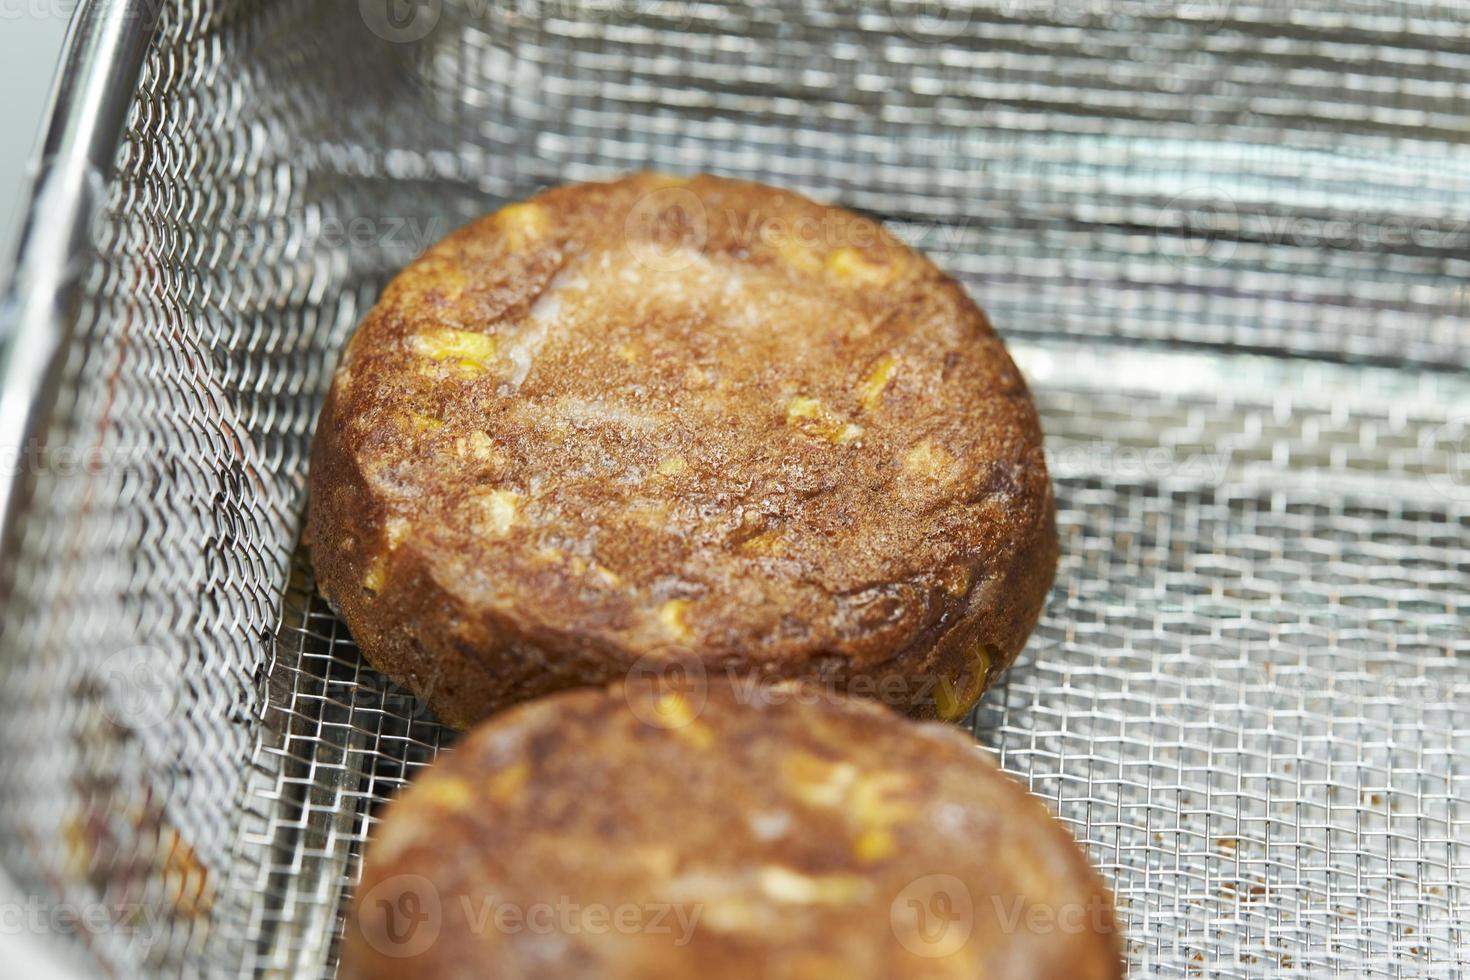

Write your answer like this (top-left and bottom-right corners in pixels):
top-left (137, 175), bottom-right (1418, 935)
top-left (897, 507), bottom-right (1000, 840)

top-left (309, 173), bottom-right (1056, 728)
top-left (341, 681), bottom-right (1120, 980)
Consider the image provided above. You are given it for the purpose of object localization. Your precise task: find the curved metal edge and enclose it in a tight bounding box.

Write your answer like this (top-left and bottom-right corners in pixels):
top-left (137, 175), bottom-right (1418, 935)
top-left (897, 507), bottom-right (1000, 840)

top-left (0, 0), bottom-right (159, 975)
top-left (0, 0), bottom-right (159, 585)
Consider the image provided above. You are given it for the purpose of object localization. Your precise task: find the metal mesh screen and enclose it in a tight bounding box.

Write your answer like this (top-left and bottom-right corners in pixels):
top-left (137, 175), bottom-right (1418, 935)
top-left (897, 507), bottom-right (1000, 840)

top-left (0, 0), bottom-right (1466, 976)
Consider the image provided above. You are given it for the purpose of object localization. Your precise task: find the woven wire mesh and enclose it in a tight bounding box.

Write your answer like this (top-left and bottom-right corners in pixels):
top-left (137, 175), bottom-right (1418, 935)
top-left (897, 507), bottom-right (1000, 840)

top-left (0, 0), bottom-right (1466, 976)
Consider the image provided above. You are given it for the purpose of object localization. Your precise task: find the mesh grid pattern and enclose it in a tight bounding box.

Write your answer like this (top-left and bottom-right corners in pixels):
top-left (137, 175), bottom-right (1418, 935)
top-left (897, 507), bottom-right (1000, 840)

top-left (988, 349), bottom-right (1470, 977)
top-left (0, 0), bottom-right (1466, 976)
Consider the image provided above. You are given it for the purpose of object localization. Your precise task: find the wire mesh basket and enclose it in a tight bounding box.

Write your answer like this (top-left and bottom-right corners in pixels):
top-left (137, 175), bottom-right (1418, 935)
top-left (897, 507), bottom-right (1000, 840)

top-left (0, 0), bottom-right (1467, 976)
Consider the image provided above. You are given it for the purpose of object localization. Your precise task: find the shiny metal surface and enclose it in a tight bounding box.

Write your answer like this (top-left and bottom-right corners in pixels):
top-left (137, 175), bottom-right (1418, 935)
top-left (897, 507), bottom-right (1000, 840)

top-left (0, 0), bottom-right (158, 597)
top-left (0, 0), bottom-right (1466, 976)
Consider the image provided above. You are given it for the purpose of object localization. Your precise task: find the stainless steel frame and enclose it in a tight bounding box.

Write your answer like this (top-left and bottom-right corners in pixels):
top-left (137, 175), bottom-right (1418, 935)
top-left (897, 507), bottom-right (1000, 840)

top-left (0, 0), bottom-right (158, 590)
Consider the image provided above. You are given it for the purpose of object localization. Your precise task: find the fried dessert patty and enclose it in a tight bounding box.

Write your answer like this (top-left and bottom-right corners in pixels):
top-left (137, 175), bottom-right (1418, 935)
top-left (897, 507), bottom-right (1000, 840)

top-left (308, 173), bottom-right (1056, 728)
top-left (341, 681), bottom-right (1120, 980)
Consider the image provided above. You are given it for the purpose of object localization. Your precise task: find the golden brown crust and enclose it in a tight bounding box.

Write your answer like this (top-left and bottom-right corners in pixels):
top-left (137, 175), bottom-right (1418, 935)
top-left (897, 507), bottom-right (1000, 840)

top-left (341, 681), bottom-right (1121, 980)
top-left (308, 173), bottom-right (1057, 728)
